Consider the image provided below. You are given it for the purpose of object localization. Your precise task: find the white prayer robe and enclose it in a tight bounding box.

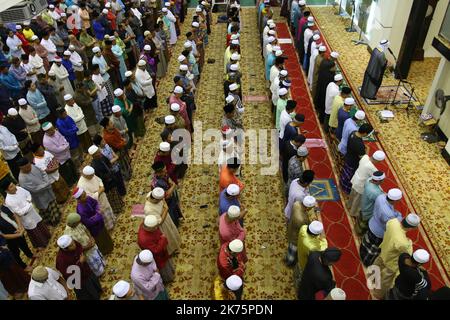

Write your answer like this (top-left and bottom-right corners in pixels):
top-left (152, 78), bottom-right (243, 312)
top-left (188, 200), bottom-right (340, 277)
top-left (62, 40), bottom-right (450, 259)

top-left (5, 186), bottom-right (42, 230)
top-left (50, 63), bottom-right (74, 96)
top-left (21, 61), bottom-right (37, 83)
top-left (325, 82), bottom-right (340, 116)
top-left (40, 38), bottom-right (57, 62)
top-left (92, 55), bottom-right (110, 82)
top-left (65, 103), bottom-right (88, 135)
top-left (29, 54), bottom-right (46, 74)
top-left (135, 68), bottom-right (155, 99)
top-left (6, 35), bottom-right (24, 58)
top-left (304, 28), bottom-right (313, 54)
top-left (92, 74), bottom-right (108, 101)
top-left (269, 65), bottom-right (280, 85)
top-left (165, 12), bottom-right (177, 45)
top-left (271, 76), bottom-right (281, 105)
top-left (69, 51), bottom-right (84, 72)
top-left (308, 46), bottom-right (319, 86)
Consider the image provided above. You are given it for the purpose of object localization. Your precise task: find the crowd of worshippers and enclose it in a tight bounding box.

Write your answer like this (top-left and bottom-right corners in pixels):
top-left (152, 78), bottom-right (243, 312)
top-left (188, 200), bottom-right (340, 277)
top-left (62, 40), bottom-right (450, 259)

top-left (257, 0), bottom-right (441, 300)
top-left (0, 0), bottom-right (215, 300)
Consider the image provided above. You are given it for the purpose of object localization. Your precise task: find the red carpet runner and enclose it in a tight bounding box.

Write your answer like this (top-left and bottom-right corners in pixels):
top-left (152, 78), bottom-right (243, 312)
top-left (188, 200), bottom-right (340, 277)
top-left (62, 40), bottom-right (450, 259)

top-left (275, 22), bottom-right (448, 299)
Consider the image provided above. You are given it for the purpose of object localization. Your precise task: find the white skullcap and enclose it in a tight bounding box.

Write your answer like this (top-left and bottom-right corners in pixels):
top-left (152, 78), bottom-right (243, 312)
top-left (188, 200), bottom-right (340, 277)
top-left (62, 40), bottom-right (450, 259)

top-left (230, 64), bottom-right (239, 71)
top-left (275, 50), bottom-right (284, 57)
top-left (229, 239), bottom-right (244, 253)
top-left (102, 9), bottom-right (108, 14)
top-left (18, 98), bottom-right (27, 106)
top-left (387, 188), bottom-right (402, 201)
top-left (229, 83), bottom-right (238, 91)
top-left (280, 70), bottom-right (288, 77)
top-left (162, 7), bottom-right (168, 12)
top-left (179, 64), bottom-right (188, 71)
top-left (313, 34), bottom-right (320, 41)
top-left (42, 122), bottom-right (53, 131)
top-left (183, 41), bottom-right (192, 49)
top-left (31, 35), bottom-right (38, 41)
top-left (269, 23), bottom-right (276, 29)
top-left (412, 249), bottom-right (429, 264)
top-left (299, 0), bottom-right (306, 5)
top-left (380, 39), bottom-right (389, 45)
top-left (48, 70), bottom-right (56, 76)
top-left (344, 97), bottom-right (355, 105)
top-left (355, 110), bottom-right (365, 120)
top-left (64, 94), bottom-right (73, 101)
top-left (302, 195), bottom-right (316, 208)
top-left (334, 74), bottom-right (343, 81)
top-left (307, 16), bottom-right (314, 22)
top-left (226, 275), bottom-right (243, 291)
top-left (144, 30), bottom-right (151, 36)
top-left (104, 35), bottom-right (110, 39)
top-left (63, 50), bottom-right (71, 56)
top-left (192, 22), bottom-right (200, 28)
top-left (230, 53), bottom-right (240, 61)
top-left (170, 103), bottom-right (181, 112)
top-left (272, 45), bottom-right (281, 52)
top-left (177, 55), bottom-right (186, 63)
top-left (125, 71), bottom-right (132, 77)
top-left (319, 46), bottom-right (326, 52)
top-left (57, 235), bottom-right (72, 249)
top-left (267, 19), bottom-right (274, 25)
top-left (49, 4), bottom-right (55, 9)
top-left (278, 88), bottom-right (288, 96)
top-left (297, 146), bottom-right (309, 156)
top-left (60, 13), bottom-right (66, 17)
top-left (196, 7), bottom-right (202, 12)
top-left (23, 21), bottom-right (30, 26)
top-left (230, 34), bottom-right (240, 40)
top-left (174, 86), bottom-right (183, 94)
top-left (105, 2), bottom-right (111, 8)
top-left (165, 2), bottom-right (171, 7)
top-left (308, 221), bottom-right (324, 235)
top-left (267, 36), bottom-right (276, 43)
top-left (112, 105), bottom-right (121, 113)
top-left (268, 30), bottom-right (276, 36)
top-left (152, 187), bottom-right (165, 200)
top-left (88, 145), bottom-right (99, 155)
top-left (82, 166), bottom-right (95, 175)
top-left (113, 88), bottom-right (124, 97)
top-left (201, 1), bottom-right (208, 5)
top-left (54, 56), bottom-right (62, 62)
top-left (231, 40), bottom-right (240, 45)
top-left (138, 249), bottom-right (154, 263)
top-left (137, 60), bottom-right (146, 67)
top-left (92, 46), bottom-right (100, 53)
top-left (226, 184), bottom-right (240, 196)
top-left (160, 141), bottom-right (171, 153)
top-left (330, 288), bottom-right (346, 300)
top-left (7, 108), bottom-right (18, 116)
top-left (372, 150), bottom-right (385, 161)
top-left (73, 187), bottom-right (84, 199)
top-left (15, 25), bottom-right (22, 30)
top-left (331, 51), bottom-right (339, 59)
top-left (405, 213), bottom-right (420, 227)
top-left (113, 280), bottom-right (130, 298)
top-left (227, 205), bottom-right (241, 219)
top-left (225, 95), bottom-right (235, 104)
top-left (144, 44), bottom-right (151, 51)
top-left (371, 171), bottom-right (385, 181)
top-left (164, 114), bottom-right (176, 125)
top-left (68, 45), bottom-right (75, 50)
top-left (144, 215), bottom-right (158, 228)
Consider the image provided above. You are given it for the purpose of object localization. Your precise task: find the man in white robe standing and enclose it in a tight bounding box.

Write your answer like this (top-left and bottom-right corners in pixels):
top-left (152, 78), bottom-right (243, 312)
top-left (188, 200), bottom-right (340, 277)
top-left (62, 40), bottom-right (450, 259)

top-left (324, 74), bottom-right (343, 132)
top-left (307, 34), bottom-right (321, 86)
top-left (49, 57), bottom-right (74, 96)
top-left (162, 8), bottom-right (177, 46)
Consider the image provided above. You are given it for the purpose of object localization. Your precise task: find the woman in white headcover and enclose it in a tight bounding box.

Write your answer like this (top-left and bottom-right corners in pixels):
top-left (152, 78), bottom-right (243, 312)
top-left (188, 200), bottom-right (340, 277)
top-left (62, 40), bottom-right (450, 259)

top-left (162, 7), bottom-right (177, 46)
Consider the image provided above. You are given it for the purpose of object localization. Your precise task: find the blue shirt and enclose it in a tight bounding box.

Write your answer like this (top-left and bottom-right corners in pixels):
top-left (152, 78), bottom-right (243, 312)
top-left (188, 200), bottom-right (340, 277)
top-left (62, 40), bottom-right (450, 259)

top-left (218, 189), bottom-right (240, 216)
top-left (56, 116), bottom-right (79, 150)
top-left (368, 194), bottom-right (402, 239)
top-left (93, 20), bottom-right (106, 40)
top-left (0, 73), bottom-right (22, 98)
top-left (338, 118), bottom-right (358, 155)
top-left (336, 108), bottom-right (351, 141)
top-left (62, 59), bottom-right (75, 81)
top-left (265, 53), bottom-right (275, 81)
top-left (361, 180), bottom-right (384, 221)
top-left (291, 2), bottom-right (301, 33)
top-left (26, 89), bottom-right (50, 120)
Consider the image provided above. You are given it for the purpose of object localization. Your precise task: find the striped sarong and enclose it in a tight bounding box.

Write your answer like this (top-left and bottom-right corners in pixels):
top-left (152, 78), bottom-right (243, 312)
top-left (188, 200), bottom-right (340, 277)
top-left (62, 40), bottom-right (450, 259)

top-left (359, 229), bottom-right (383, 267)
top-left (340, 162), bottom-right (357, 195)
top-left (106, 188), bottom-right (124, 215)
top-left (27, 221), bottom-right (51, 248)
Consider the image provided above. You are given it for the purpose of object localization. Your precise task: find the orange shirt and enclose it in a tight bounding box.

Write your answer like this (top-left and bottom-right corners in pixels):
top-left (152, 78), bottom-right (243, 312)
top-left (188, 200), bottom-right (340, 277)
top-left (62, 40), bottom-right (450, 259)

top-left (219, 166), bottom-right (244, 192)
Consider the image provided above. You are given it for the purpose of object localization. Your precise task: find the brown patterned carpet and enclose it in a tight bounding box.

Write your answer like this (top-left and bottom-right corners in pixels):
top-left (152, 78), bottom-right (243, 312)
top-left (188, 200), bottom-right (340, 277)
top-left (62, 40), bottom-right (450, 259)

top-left (310, 7), bottom-right (450, 276)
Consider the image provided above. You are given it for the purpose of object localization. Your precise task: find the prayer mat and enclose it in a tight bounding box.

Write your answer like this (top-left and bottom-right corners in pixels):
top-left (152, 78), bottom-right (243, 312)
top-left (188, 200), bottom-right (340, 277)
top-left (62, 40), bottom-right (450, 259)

top-left (359, 85), bottom-right (417, 105)
top-left (309, 179), bottom-right (340, 202)
top-left (243, 95), bottom-right (269, 102)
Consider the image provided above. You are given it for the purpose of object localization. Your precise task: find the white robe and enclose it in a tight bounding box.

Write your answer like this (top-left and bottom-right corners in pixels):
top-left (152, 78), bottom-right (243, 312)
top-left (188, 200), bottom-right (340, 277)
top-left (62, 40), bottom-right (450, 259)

top-left (308, 48), bottom-right (319, 87)
top-left (50, 63), bottom-right (74, 96)
top-left (166, 12), bottom-right (177, 45)
top-left (65, 103), bottom-right (88, 135)
top-left (5, 187), bottom-right (42, 230)
top-left (269, 65), bottom-right (280, 85)
top-left (69, 51), bottom-right (84, 72)
top-left (135, 68), bottom-right (155, 99)
top-left (325, 82), bottom-right (340, 116)
top-left (271, 77), bottom-right (281, 106)
top-left (6, 35), bottom-right (24, 58)
top-left (40, 38), bottom-right (57, 62)
top-left (304, 28), bottom-right (313, 54)
top-left (92, 74), bottom-right (108, 101)
top-left (29, 54), bottom-right (46, 74)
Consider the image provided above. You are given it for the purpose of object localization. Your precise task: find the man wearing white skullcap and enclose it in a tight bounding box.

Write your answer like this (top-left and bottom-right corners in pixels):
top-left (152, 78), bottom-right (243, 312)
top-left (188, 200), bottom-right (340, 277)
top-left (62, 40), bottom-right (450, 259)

top-left (49, 53), bottom-right (75, 97)
top-left (135, 56), bottom-right (156, 107)
top-left (361, 40), bottom-right (391, 99)
top-left (286, 195), bottom-right (317, 266)
top-left (109, 101), bottom-right (130, 147)
top-left (162, 3), bottom-right (177, 46)
top-left (218, 239), bottom-right (247, 280)
top-left (360, 188), bottom-right (403, 267)
top-left (138, 212), bottom-right (175, 283)
top-left (291, 0), bottom-right (302, 39)
top-left (55, 234), bottom-right (103, 300)
top-left (387, 249), bottom-right (431, 300)
top-left (219, 205), bottom-right (246, 245)
top-left (297, 220), bottom-right (328, 271)
top-left (130, 249), bottom-right (169, 300)
top-left (64, 92), bottom-right (91, 153)
top-left (348, 150), bottom-right (386, 217)
top-left (213, 273), bottom-right (243, 300)
top-left (338, 109), bottom-right (366, 155)
top-left (326, 288), bottom-right (346, 300)
top-left (372, 213), bottom-right (421, 298)
top-left (219, 182), bottom-right (241, 217)
top-left (357, 170), bottom-right (385, 235)
top-left (324, 73), bottom-right (344, 132)
top-left (112, 280), bottom-right (142, 300)
top-left (17, 98), bottom-right (41, 144)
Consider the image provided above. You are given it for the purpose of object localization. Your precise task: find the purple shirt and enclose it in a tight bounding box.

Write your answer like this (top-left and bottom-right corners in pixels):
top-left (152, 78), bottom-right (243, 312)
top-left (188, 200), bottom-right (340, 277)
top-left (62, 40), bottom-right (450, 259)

top-left (42, 131), bottom-right (71, 164)
top-left (76, 196), bottom-right (104, 237)
top-left (130, 256), bottom-right (165, 300)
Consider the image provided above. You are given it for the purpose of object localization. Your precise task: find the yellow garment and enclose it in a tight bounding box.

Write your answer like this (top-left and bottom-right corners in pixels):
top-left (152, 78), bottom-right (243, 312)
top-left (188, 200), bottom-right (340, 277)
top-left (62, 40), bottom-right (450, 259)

top-left (379, 218), bottom-right (413, 272)
top-left (0, 158), bottom-right (10, 180)
top-left (328, 95), bottom-right (343, 129)
top-left (22, 29), bottom-right (35, 41)
top-left (212, 275), bottom-right (234, 300)
top-left (41, 12), bottom-right (54, 26)
top-left (224, 47), bottom-right (232, 73)
top-left (297, 225), bottom-right (328, 270)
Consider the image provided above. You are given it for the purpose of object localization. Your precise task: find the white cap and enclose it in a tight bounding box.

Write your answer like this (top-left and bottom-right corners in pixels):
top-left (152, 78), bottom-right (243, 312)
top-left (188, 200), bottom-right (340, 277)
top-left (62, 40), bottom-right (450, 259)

top-left (63, 50), bottom-right (71, 56)
top-left (15, 25), bottom-right (22, 30)
top-left (7, 108), bottom-right (18, 116)
top-left (48, 70), bottom-right (56, 76)
top-left (267, 36), bottom-right (276, 43)
top-left (144, 44), bottom-right (151, 51)
top-left (173, 86), bottom-right (183, 94)
top-left (179, 64), bottom-right (188, 71)
top-left (231, 53), bottom-right (240, 61)
top-left (144, 215), bottom-right (158, 228)
top-left (308, 221), bottom-right (324, 235)
top-left (334, 74), bottom-right (343, 81)
top-left (170, 103), bottom-right (180, 112)
top-left (412, 249), bottom-right (430, 264)
top-left (162, 7), bottom-right (168, 12)
top-left (307, 16), bottom-right (314, 22)
top-left (297, 146), bottom-right (309, 156)
top-left (42, 122), bottom-right (53, 131)
top-left (88, 145), bottom-right (99, 155)
top-left (192, 22), bottom-right (200, 28)
top-left (138, 250), bottom-right (154, 263)
top-left (31, 35), bottom-right (38, 41)
top-left (230, 64), bottom-right (239, 71)
top-left (331, 51), bottom-right (339, 59)
top-left (102, 9), bottom-right (109, 14)
top-left (372, 150), bottom-right (385, 161)
top-left (196, 7), bottom-right (202, 12)
top-left (387, 188), bottom-right (402, 201)
top-left (231, 39), bottom-right (240, 46)
top-left (112, 280), bottom-right (130, 298)
top-left (112, 105), bottom-right (121, 113)
top-left (159, 141), bottom-right (171, 152)
top-left (151, 187), bottom-right (165, 200)
top-left (319, 46), bottom-right (326, 52)
top-left (355, 110), bottom-right (365, 120)
top-left (268, 30), bottom-right (276, 36)
top-left (271, 45), bottom-right (281, 52)
top-left (231, 34), bottom-right (240, 40)
top-left (302, 195), bottom-right (316, 208)
top-left (165, 2), bottom-right (171, 7)
top-left (183, 41), bottom-right (192, 49)
top-left (49, 4), bottom-right (55, 9)
top-left (104, 35), bottom-right (110, 39)
top-left (60, 13), bottom-right (66, 17)
top-left (226, 184), bottom-right (240, 196)
top-left (64, 94), bottom-right (73, 101)
top-left (114, 88), bottom-right (124, 97)
top-left (267, 19), bottom-right (274, 25)
top-left (278, 88), bottom-right (288, 96)
top-left (137, 60), bottom-right (146, 67)
top-left (144, 30), bottom-right (151, 36)
top-left (105, 2), bottom-right (111, 8)
top-left (125, 71), bottom-right (133, 77)
top-left (329, 288), bottom-right (346, 300)
top-left (275, 50), bottom-right (283, 57)
top-left (344, 97), bottom-right (355, 105)
top-left (229, 239), bottom-right (244, 253)
top-left (313, 34), bottom-right (320, 41)
top-left (380, 39), bottom-right (389, 45)
top-left (68, 45), bottom-right (75, 50)
top-left (227, 205), bottom-right (241, 219)
top-left (405, 213), bottom-right (420, 227)
top-left (82, 166), bottom-right (95, 175)
top-left (269, 23), bottom-right (276, 29)
top-left (280, 70), bottom-right (288, 77)
top-left (299, 0), bottom-right (306, 5)
top-left (225, 95), bottom-right (235, 104)
top-left (23, 21), bottom-right (30, 26)
top-left (229, 83), bottom-right (238, 91)
top-left (177, 55), bottom-right (186, 63)
top-left (73, 187), bottom-right (84, 199)
top-left (92, 46), bottom-right (101, 53)
top-left (57, 235), bottom-right (72, 249)
top-left (226, 275), bottom-right (243, 291)
top-left (18, 98), bottom-right (27, 106)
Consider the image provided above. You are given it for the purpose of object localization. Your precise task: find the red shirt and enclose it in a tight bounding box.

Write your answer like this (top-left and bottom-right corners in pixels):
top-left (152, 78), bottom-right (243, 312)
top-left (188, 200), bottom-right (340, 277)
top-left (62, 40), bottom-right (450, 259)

top-left (154, 152), bottom-right (178, 185)
top-left (107, 11), bottom-right (117, 30)
top-left (137, 224), bottom-right (169, 269)
top-left (56, 241), bottom-right (92, 283)
top-left (217, 242), bottom-right (246, 280)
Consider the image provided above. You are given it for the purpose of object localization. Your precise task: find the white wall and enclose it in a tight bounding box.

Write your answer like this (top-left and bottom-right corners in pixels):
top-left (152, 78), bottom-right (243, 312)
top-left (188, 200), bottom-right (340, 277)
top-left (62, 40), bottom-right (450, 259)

top-left (423, 0), bottom-right (448, 57)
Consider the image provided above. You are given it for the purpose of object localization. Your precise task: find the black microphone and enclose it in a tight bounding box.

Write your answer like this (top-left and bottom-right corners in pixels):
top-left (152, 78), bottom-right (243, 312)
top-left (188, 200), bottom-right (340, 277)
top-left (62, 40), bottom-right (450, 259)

top-left (388, 47), bottom-right (395, 57)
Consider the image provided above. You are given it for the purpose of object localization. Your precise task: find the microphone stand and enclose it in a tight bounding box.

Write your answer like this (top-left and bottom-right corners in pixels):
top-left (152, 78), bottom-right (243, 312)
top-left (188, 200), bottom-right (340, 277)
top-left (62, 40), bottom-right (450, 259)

top-left (352, 4), bottom-right (368, 46)
top-left (345, 0), bottom-right (357, 32)
top-left (335, 0), bottom-right (344, 16)
top-left (388, 49), bottom-right (407, 107)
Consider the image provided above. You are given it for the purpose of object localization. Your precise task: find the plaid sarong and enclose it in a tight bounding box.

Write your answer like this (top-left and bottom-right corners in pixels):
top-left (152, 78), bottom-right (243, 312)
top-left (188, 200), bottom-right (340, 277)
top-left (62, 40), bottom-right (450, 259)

top-left (360, 229), bottom-right (383, 267)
